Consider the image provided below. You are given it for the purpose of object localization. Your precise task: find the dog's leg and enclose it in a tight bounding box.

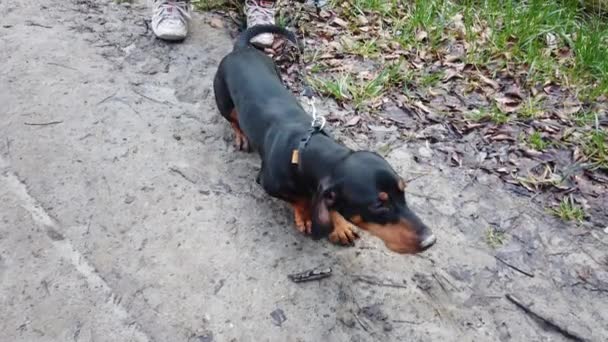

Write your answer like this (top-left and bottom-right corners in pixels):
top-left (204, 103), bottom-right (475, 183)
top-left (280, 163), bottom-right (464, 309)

top-left (213, 72), bottom-right (252, 152)
top-left (213, 71), bottom-right (235, 122)
top-left (328, 211), bottom-right (359, 245)
top-left (229, 109), bottom-right (251, 152)
top-left (291, 199), bottom-right (312, 234)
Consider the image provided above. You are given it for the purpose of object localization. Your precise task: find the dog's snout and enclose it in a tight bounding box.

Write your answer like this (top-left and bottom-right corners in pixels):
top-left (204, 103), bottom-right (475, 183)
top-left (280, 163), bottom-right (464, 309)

top-left (419, 233), bottom-right (436, 251)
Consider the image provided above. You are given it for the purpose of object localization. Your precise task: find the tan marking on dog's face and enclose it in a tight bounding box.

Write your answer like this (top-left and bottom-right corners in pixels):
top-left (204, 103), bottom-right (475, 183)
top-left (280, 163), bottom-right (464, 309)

top-left (349, 216), bottom-right (421, 254)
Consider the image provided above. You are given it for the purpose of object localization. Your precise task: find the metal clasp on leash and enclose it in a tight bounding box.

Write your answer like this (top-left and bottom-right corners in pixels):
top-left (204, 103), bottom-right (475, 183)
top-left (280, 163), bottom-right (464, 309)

top-left (306, 96), bottom-right (326, 131)
top-left (291, 90), bottom-right (327, 166)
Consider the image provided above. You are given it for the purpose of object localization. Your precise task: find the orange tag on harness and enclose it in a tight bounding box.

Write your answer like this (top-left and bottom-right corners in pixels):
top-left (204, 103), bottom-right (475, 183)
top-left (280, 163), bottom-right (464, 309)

top-left (291, 150), bottom-right (299, 164)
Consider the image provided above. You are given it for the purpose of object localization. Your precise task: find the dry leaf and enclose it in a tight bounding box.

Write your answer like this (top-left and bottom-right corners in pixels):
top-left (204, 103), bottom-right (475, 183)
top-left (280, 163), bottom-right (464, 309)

top-left (271, 38), bottom-right (285, 51)
top-left (209, 18), bottom-right (224, 28)
top-left (443, 69), bottom-right (463, 82)
top-left (444, 54), bottom-right (462, 63)
top-left (495, 93), bottom-right (522, 113)
top-left (332, 17), bottom-right (349, 28)
top-left (414, 101), bottom-right (431, 114)
top-left (451, 13), bottom-right (466, 36)
top-left (415, 30), bottom-right (428, 42)
top-left (557, 101), bottom-right (582, 116)
top-left (411, 61), bottom-right (424, 69)
top-left (504, 85), bottom-right (524, 100)
top-left (344, 116), bottom-right (361, 127)
top-left (451, 152), bottom-right (462, 167)
top-left (546, 33), bottom-right (558, 51)
top-left (319, 10), bottom-right (331, 19)
top-left (490, 134), bottom-right (515, 141)
top-left (479, 74), bottom-right (500, 90)
top-left (521, 148), bottom-right (543, 158)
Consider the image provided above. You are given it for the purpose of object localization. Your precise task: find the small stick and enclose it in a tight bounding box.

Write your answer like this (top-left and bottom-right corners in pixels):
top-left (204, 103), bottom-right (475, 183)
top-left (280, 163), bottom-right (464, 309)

top-left (25, 21), bottom-right (52, 29)
top-left (47, 62), bottom-right (78, 71)
top-left (353, 311), bottom-right (370, 332)
top-left (96, 92), bottom-right (117, 105)
top-left (505, 294), bottom-right (588, 342)
top-left (24, 121), bottom-right (63, 126)
top-left (495, 256), bottom-right (535, 278)
top-left (405, 191), bottom-right (442, 201)
top-left (288, 267), bottom-right (332, 283)
top-left (352, 275), bottom-right (408, 289)
top-left (132, 89), bottom-right (171, 106)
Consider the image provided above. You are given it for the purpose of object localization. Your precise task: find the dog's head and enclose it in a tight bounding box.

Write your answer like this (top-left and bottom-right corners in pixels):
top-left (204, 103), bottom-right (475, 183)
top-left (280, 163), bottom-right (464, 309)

top-left (311, 151), bottom-right (436, 254)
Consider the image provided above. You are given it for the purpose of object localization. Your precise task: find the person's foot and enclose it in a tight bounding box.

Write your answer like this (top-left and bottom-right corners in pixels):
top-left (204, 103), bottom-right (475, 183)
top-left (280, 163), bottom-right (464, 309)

top-left (244, 0), bottom-right (277, 47)
top-left (151, 0), bottom-right (191, 41)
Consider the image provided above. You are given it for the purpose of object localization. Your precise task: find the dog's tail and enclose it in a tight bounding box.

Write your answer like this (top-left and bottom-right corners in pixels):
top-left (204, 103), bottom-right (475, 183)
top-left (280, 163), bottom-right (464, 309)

top-left (233, 24), bottom-right (300, 51)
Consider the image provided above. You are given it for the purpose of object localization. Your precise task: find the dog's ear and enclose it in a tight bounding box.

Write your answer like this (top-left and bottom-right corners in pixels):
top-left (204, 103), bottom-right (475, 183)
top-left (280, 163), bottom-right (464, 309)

top-left (310, 178), bottom-right (339, 239)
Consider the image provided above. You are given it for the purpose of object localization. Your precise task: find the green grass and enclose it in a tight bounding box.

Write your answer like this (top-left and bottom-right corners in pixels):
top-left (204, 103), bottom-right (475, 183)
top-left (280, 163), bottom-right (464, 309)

top-left (343, 38), bottom-right (381, 59)
top-left (466, 106), bottom-right (510, 125)
top-left (583, 129), bottom-right (608, 170)
top-left (348, 73), bottom-right (387, 108)
top-left (317, 0), bottom-right (607, 170)
top-left (518, 98), bottom-right (544, 119)
top-left (550, 195), bottom-right (585, 222)
top-left (385, 61), bottom-right (414, 88)
top-left (485, 227), bottom-right (508, 248)
top-left (573, 111), bottom-right (598, 126)
top-left (192, 0), bottom-right (234, 11)
top-left (310, 66), bottom-right (412, 109)
top-left (308, 75), bottom-right (351, 102)
top-left (528, 131), bottom-right (550, 150)
top-left (333, 0), bottom-right (607, 96)
top-left (418, 71), bottom-right (444, 88)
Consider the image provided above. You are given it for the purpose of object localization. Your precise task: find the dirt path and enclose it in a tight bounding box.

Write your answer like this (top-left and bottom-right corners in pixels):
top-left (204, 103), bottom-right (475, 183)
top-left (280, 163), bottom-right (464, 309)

top-left (1, 1), bottom-right (606, 341)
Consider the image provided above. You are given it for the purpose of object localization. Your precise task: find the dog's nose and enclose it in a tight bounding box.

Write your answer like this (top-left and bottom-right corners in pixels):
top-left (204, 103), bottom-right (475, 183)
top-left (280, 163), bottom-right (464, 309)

top-left (419, 234), bottom-right (436, 251)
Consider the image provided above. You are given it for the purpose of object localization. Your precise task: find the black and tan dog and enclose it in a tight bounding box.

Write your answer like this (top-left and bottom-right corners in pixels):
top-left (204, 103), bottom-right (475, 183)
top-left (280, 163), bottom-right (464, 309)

top-left (214, 25), bottom-right (436, 254)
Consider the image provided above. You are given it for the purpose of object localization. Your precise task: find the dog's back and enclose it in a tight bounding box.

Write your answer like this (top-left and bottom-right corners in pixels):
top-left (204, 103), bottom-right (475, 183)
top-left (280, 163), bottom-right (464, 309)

top-left (214, 25), bottom-right (309, 151)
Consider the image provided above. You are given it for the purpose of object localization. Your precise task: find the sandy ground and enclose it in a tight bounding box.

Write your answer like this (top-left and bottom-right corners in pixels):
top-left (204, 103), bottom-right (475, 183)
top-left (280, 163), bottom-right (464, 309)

top-left (1, 1), bottom-right (607, 341)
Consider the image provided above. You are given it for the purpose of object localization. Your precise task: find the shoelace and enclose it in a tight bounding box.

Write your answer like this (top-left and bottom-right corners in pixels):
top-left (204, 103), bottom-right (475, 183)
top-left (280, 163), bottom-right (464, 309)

top-left (154, 0), bottom-right (191, 22)
top-left (245, 0), bottom-right (274, 25)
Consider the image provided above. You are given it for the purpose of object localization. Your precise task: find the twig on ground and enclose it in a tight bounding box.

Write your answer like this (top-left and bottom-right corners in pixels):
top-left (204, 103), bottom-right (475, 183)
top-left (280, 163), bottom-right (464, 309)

top-left (505, 294), bottom-right (588, 342)
top-left (405, 191), bottom-right (442, 201)
top-left (24, 121), bottom-right (63, 126)
top-left (169, 166), bottom-right (199, 184)
top-left (495, 256), bottom-right (535, 278)
top-left (351, 296), bottom-right (373, 334)
top-left (132, 89), bottom-right (171, 106)
top-left (25, 21), bottom-right (52, 29)
top-left (392, 319), bottom-right (422, 325)
top-left (288, 267), bottom-right (332, 283)
top-left (47, 62), bottom-right (78, 71)
top-left (352, 274), bottom-right (408, 289)
top-left (5, 138), bottom-right (11, 158)
top-left (96, 92), bottom-right (118, 105)
top-left (353, 311), bottom-right (370, 332)
top-left (404, 173), bottom-right (430, 183)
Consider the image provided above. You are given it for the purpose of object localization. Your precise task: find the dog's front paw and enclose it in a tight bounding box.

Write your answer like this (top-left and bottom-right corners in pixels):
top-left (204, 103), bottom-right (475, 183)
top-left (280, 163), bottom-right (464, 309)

top-left (292, 200), bottom-right (312, 235)
top-left (328, 224), bottom-right (359, 245)
top-left (328, 211), bottom-right (360, 245)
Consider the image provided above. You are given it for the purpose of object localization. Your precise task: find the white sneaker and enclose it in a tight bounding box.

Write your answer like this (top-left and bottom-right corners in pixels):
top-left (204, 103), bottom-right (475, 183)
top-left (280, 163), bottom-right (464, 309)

top-left (244, 0), bottom-right (277, 47)
top-left (152, 0), bottom-right (191, 41)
